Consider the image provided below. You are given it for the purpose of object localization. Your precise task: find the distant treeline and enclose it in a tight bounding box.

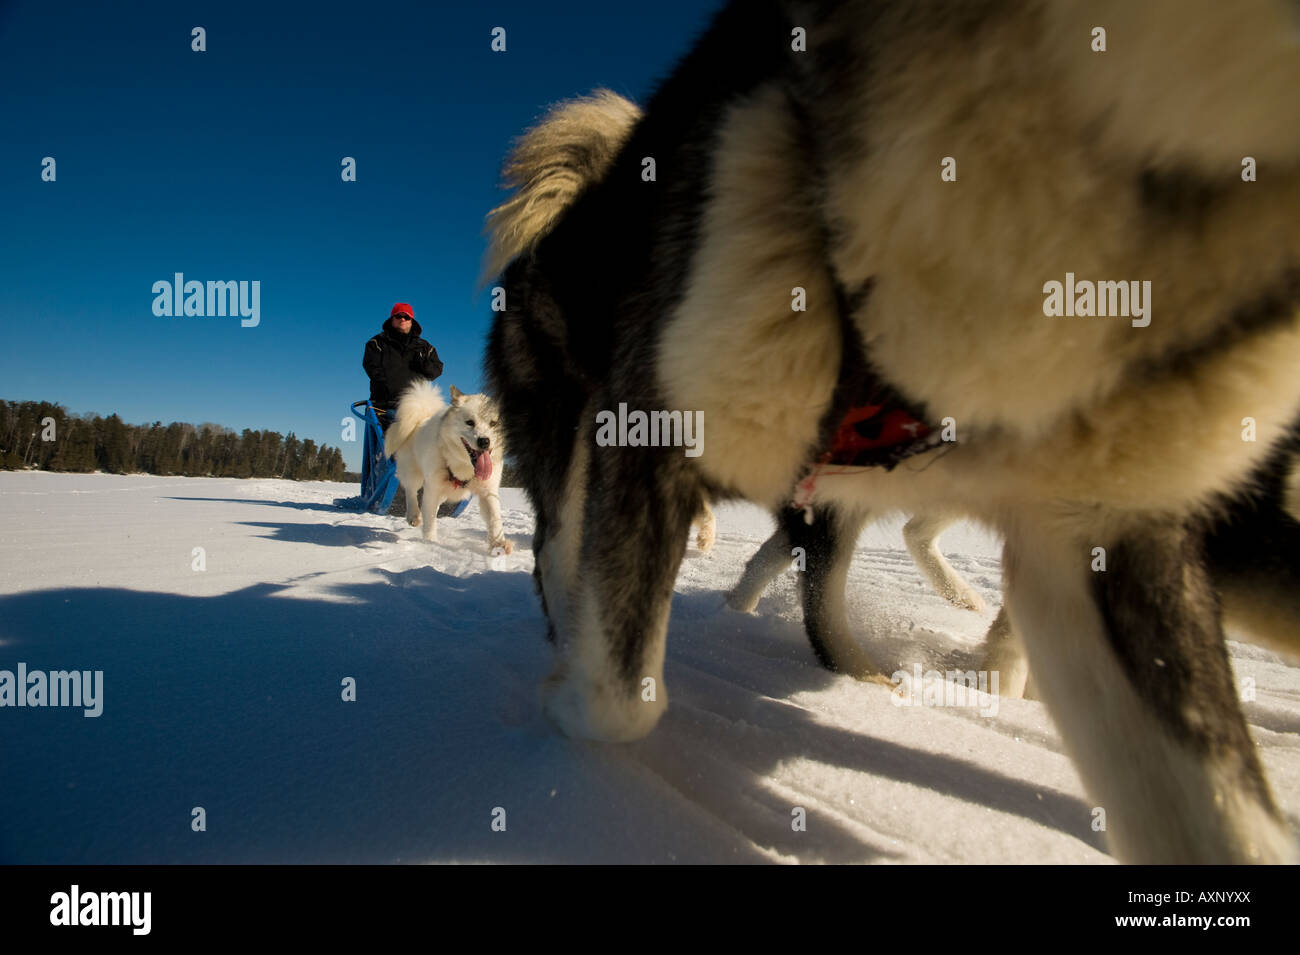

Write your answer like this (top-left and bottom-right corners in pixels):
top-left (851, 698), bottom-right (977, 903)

top-left (0, 399), bottom-right (348, 481)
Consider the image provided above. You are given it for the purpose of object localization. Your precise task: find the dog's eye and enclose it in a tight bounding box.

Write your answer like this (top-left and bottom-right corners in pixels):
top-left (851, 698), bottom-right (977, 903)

top-left (466, 419), bottom-right (475, 427)
top-left (490, 420), bottom-right (498, 428)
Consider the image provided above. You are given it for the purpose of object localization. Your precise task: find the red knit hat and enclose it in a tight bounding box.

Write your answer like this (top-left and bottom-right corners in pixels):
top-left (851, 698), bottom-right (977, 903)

top-left (389, 303), bottom-right (414, 320)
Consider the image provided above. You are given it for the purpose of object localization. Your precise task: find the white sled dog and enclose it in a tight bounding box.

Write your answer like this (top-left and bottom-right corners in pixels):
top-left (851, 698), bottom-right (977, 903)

top-left (485, 0), bottom-right (1300, 863)
top-left (384, 381), bottom-right (512, 554)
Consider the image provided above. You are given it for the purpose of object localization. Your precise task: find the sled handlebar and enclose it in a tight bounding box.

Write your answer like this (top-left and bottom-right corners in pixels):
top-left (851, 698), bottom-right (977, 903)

top-left (353, 400), bottom-right (399, 423)
top-left (352, 400), bottom-right (393, 422)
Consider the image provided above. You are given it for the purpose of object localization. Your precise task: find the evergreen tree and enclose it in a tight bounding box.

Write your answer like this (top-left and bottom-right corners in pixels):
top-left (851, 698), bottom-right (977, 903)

top-left (0, 399), bottom-right (350, 482)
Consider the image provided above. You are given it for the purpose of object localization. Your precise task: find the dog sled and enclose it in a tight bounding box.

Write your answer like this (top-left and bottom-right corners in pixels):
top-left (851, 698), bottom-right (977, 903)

top-left (349, 400), bottom-right (400, 514)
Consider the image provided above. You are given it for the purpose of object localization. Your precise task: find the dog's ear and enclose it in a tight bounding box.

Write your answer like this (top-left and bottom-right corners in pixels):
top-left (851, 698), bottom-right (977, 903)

top-left (449, 385), bottom-right (464, 406)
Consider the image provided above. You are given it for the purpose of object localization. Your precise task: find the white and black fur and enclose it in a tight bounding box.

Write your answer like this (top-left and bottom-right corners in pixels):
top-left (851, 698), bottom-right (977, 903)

top-left (384, 381), bottom-right (512, 554)
top-left (485, 0), bottom-right (1300, 862)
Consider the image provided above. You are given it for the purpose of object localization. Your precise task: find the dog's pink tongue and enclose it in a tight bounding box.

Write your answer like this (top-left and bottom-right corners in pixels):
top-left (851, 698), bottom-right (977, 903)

top-left (475, 448), bottom-right (493, 481)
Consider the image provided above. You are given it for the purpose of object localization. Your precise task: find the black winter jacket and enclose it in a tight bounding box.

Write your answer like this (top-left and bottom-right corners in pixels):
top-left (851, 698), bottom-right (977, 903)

top-left (362, 317), bottom-right (444, 411)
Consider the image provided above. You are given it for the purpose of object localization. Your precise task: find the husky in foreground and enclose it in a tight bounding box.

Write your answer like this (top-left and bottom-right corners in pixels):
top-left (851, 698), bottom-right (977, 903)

top-left (383, 382), bottom-right (512, 554)
top-left (485, 0), bottom-right (1300, 862)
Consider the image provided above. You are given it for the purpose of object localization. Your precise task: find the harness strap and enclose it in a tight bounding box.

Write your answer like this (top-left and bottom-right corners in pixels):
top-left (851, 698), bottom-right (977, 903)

top-left (791, 274), bottom-right (946, 510)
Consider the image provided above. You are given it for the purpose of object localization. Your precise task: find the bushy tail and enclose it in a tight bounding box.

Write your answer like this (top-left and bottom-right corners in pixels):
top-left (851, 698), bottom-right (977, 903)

top-left (481, 89), bottom-right (641, 283)
top-left (384, 380), bottom-right (446, 459)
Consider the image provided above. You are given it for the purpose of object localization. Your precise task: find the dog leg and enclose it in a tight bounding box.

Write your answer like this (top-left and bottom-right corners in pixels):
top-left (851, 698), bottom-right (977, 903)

top-left (394, 464), bottom-right (422, 527)
top-left (726, 519), bottom-right (794, 613)
top-left (789, 505), bottom-right (883, 679)
top-left (692, 499), bottom-right (716, 553)
top-left (532, 433), bottom-right (591, 649)
top-left (903, 513), bottom-right (986, 612)
top-left (419, 478), bottom-right (444, 542)
top-left (1204, 482), bottom-right (1300, 660)
top-left (478, 488), bottom-right (513, 554)
top-left (407, 483), bottom-right (422, 527)
top-left (978, 542), bottom-right (1030, 698)
top-left (1004, 514), bottom-right (1296, 863)
top-left (977, 603), bottom-right (1030, 699)
top-left (541, 445), bottom-right (693, 742)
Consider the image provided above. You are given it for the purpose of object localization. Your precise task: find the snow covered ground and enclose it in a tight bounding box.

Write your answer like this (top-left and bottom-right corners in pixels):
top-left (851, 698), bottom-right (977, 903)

top-left (1, 470), bottom-right (1297, 863)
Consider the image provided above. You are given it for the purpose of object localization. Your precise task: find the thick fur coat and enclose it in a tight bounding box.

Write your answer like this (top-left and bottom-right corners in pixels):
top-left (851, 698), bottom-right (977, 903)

top-left (485, 0), bottom-right (1300, 863)
top-left (384, 382), bottom-right (512, 554)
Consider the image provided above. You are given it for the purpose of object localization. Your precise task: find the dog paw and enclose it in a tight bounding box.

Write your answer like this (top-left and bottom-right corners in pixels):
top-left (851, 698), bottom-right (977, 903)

top-left (938, 582), bottom-right (986, 613)
top-left (837, 655), bottom-right (892, 684)
top-left (1022, 674), bottom-right (1039, 701)
top-left (979, 646), bottom-right (1029, 699)
top-left (541, 669), bottom-right (666, 742)
top-left (409, 515), bottom-right (422, 527)
top-left (725, 587), bottom-right (760, 614)
top-left (490, 539), bottom-right (514, 555)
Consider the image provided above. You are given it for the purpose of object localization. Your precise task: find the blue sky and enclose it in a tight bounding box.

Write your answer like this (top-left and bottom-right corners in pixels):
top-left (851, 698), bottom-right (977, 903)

top-left (0, 0), bottom-right (721, 471)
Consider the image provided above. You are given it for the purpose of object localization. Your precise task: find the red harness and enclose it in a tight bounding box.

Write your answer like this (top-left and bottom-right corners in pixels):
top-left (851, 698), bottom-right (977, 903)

top-left (821, 402), bottom-right (934, 467)
top-left (793, 401), bottom-right (941, 514)
top-left (793, 277), bottom-right (942, 510)
top-left (445, 467), bottom-right (468, 489)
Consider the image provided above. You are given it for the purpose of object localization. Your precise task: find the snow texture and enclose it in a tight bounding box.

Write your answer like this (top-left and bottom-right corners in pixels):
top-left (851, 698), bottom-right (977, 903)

top-left (1, 471), bottom-right (1296, 863)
